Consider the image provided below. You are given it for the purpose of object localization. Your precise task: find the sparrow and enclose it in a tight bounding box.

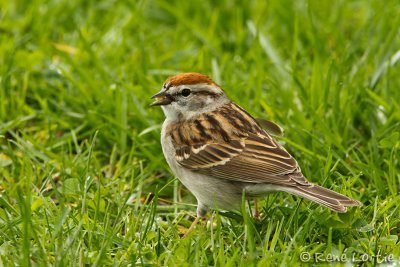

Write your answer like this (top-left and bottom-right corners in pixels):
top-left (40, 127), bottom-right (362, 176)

top-left (151, 72), bottom-right (362, 237)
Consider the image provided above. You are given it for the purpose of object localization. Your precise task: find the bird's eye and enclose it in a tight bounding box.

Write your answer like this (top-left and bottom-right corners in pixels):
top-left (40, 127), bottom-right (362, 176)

top-left (181, 88), bottom-right (191, 97)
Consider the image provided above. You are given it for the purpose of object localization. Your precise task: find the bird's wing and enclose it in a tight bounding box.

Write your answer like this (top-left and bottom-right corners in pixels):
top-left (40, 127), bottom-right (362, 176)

top-left (175, 133), bottom-right (311, 186)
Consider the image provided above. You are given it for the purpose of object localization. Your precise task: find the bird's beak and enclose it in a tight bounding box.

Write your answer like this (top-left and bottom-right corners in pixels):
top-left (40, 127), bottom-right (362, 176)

top-left (150, 90), bottom-right (172, 106)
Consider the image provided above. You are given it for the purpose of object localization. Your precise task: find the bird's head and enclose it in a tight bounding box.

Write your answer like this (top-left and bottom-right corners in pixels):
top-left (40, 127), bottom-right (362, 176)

top-left (151, 72), bottom-right (229, 121)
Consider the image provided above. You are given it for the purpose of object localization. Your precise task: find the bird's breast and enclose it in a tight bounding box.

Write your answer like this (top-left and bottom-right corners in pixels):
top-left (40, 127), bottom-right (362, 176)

top-left (160, 120), bottom-right (244, 211)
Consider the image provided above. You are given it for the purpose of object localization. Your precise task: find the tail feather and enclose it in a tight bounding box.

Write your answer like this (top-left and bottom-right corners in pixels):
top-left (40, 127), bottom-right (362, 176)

top-left (285, 185), bottom-right (362, 213)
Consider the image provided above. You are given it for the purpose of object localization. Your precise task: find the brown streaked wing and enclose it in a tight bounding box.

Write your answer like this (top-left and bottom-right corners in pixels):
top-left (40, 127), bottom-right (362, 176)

top-left (176, 133), bottom-right (311, 186)
top-left (177, 140), bottom-right (244, 169)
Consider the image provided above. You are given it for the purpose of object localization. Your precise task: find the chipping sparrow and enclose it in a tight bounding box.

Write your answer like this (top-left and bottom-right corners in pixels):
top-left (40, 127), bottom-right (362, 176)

top-left (151, 72), bottom-right (361, 237)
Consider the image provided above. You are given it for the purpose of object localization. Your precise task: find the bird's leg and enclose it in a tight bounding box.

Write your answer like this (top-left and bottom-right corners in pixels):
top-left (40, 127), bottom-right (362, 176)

top-left (181, 216), bottom-right (200, 239)
top-left (181, 204), bottom-right (207, 239)
top-left (253, 198), bottom-right (260, 220)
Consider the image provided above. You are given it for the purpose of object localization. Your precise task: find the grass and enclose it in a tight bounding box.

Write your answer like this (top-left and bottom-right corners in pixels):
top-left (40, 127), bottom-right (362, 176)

top-left (0, 0), bottom-right (400, 266)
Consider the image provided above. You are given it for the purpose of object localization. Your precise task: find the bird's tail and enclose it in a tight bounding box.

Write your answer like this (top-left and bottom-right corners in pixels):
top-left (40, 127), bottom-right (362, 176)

top-left (286, 184), bottom-right (362, 212)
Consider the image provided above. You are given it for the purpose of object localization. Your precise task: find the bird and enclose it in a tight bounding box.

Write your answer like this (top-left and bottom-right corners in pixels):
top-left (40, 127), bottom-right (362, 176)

top-left (151, 72), bottom-right (362, 237)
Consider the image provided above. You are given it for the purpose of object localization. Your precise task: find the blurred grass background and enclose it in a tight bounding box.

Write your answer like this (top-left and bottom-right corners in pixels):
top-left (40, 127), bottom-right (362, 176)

top-left (0, 0), bottom-right (399, 265)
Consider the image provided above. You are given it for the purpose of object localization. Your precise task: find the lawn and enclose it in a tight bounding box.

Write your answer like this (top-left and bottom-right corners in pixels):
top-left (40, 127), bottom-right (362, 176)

top-left (0, 0), bottom-right (399, 266)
